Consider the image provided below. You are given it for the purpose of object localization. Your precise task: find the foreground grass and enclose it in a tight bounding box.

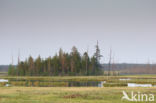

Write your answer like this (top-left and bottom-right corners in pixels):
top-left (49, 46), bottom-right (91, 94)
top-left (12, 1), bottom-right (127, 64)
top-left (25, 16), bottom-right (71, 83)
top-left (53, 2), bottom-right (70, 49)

top-left (0, 87), bottom-right (156, 103)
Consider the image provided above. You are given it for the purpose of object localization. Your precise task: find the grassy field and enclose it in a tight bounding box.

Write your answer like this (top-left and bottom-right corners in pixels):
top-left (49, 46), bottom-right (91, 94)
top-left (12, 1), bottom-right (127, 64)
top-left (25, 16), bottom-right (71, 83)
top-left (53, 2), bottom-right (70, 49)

top-left (1, 75), bottom-right (156, 103)
top-left (0, 87), bottom-right (156, 103)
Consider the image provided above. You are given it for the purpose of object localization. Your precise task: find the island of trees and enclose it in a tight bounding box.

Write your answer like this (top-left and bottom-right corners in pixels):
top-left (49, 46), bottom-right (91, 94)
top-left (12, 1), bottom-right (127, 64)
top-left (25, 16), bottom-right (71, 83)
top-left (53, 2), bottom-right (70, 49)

top-left (8, 43), bottom-right (103, 76)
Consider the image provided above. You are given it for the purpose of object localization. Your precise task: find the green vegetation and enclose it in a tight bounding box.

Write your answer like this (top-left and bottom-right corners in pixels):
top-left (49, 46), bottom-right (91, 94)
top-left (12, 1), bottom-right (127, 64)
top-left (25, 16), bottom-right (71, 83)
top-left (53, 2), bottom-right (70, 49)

top-left (1, 75), bottom-right (156, 87)
top-left (8, 43), bottom-right (103, 76)
top-left (0, 76), bottom-right (156, 102)
top-left (0, 72), bottom-right (7, 76)
top-left (0, 87), bottom-right (155, 103)
top-left (103, 83), bottom-right (128, 87)
top-left (3, 75), bottom-right (156, 82)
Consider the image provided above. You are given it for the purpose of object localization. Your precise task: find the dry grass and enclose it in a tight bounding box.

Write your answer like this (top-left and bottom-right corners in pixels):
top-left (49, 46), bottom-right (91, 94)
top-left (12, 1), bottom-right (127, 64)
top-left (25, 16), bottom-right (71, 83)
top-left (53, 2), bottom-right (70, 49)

top-left (0, 87), bottom-right (156, 103)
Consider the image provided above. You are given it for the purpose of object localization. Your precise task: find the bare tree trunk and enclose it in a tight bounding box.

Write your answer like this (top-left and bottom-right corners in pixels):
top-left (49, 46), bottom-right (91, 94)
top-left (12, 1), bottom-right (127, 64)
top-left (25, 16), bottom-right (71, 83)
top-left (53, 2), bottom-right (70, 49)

top-left (108, 48), bottom-right (112, 76)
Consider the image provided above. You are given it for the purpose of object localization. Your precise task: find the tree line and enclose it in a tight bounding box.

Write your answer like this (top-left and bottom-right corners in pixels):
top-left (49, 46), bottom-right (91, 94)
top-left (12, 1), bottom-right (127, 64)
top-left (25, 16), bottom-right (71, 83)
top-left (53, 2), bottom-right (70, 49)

top-left (8, 43), bottom-right (103, 76)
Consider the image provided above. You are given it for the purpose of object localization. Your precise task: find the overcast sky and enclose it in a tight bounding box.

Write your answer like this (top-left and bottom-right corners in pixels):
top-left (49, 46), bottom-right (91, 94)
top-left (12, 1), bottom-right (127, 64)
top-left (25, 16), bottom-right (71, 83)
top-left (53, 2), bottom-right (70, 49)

top-left (0, 0), bottom-right (156, 65)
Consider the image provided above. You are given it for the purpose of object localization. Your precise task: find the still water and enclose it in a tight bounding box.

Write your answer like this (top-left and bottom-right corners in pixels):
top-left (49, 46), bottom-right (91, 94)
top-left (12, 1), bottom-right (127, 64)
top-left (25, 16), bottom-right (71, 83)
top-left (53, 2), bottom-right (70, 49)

top-left (128, 83), bottom-right (152, 87)
top-left (0, 79), bottom-right (105, 87)
top-left (0, 78), bottom-right (155, 87)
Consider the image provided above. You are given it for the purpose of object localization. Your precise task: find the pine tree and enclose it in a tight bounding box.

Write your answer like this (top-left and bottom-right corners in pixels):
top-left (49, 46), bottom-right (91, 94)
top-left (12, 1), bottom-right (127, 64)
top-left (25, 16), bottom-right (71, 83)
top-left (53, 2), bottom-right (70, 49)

top-left (28, 56), bottom-right (34, 76)
top-left (9, 44), bottom-right (103, 76)
top-left (94, 41), bottom-right (102, 64)
top-left (35, 56), bottom-right (42, 75)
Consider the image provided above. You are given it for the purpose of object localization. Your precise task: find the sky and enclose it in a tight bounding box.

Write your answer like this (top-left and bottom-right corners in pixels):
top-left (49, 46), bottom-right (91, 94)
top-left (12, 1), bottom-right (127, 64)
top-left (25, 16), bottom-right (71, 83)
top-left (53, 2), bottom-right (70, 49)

top-left (0, 0), bottom-right (156, 65)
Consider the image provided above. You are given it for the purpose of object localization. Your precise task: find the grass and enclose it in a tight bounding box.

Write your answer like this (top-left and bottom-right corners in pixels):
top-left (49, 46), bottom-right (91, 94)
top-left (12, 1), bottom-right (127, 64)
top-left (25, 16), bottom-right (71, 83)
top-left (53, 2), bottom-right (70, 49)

top-left (0, 87), bottom-right (156, 103)
top-left (103, 83), bottom-right (128, 87)
top-left (1, 75), bottom-right (156, 102)
top-left (2, 75), bottom-right (156, 81)
top-left (2, 75), bottom-right (156, 86)
top-left (0, 72), bottom-right (7, 76)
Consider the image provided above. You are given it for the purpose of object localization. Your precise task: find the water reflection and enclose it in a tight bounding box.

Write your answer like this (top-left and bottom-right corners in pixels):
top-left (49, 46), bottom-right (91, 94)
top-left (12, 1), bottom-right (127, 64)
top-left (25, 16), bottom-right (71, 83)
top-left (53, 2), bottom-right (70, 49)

top-left (98, 81), bottom-right (106, 87)
top-left (128, 83), bottom-right (152, 87)
top-left (68, 81), bottom-right (100, 87)
top-left (1, 80), bottom-right (105, 87)
top-left (0, 78), bottom-right (155, 87)
top-left (10, 80), bottom-right (106, 87)
top-left (119, 78), bottom-right (131, 81)
top-left (0, 79), bottom-right (8, 82)
top-left (5, 84), bottom-right (10, 87)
